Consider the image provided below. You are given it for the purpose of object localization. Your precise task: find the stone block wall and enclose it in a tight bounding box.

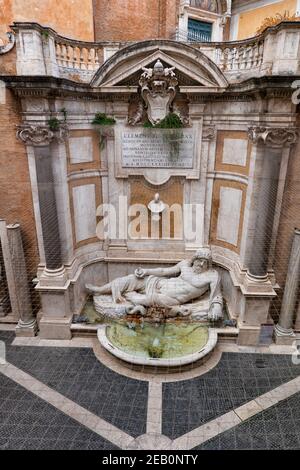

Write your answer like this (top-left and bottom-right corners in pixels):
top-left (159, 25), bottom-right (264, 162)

top-left (92, 0), bottom-right (179, 41)
top-left (0, 0), bottom-right (94, 42)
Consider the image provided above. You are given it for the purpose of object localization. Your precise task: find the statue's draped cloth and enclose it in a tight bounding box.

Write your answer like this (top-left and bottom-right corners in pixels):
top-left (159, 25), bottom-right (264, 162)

top-left (110, 274), bottom-right (178, 306)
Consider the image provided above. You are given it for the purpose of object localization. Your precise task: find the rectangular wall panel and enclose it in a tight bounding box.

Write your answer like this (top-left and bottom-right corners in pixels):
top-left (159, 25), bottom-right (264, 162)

top-left (69, 136), bottom-right (93, 164)
top-left (216, 187), bottom-right (242, 246)
top-left (222, 138), bottom-right (248, 166)
top-left (72, 184), bottom-right (96, 243)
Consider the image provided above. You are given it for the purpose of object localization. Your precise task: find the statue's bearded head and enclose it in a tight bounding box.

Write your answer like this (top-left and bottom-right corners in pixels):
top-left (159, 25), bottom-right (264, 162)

top-left (191, 247), bottom-right (212, 274)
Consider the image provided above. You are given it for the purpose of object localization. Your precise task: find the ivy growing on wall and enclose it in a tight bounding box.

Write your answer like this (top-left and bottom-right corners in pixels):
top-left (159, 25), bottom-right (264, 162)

top-left (92, 113), bottom-right (116, 126)
top-left (92, 113), bottom-right (116, 150)
top-left (143, 113), bottom-right (184, 160)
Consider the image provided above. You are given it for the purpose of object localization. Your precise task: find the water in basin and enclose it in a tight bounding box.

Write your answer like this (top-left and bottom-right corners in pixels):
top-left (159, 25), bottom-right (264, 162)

top-left (106, 321), bottom-right (209, 359)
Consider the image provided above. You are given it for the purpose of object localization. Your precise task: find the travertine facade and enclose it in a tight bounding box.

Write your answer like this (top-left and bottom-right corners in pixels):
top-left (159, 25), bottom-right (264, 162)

top-left (0, 1), bottom-right (299, 345)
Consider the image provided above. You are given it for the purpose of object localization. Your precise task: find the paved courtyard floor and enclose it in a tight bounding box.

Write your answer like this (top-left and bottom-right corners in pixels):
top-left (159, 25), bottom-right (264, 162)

top-left (0, 327), bottom-right (300, 450)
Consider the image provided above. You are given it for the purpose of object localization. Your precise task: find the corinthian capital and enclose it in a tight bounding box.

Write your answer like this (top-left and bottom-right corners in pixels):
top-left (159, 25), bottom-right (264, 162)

top-left (248, 126), bottom-right (298, 147)
top-left (17, 124), bottom-right (69, 146)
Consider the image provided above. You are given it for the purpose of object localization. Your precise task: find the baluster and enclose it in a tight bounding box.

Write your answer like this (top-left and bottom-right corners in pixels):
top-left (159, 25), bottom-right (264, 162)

top-left (241, 47), bottom-right (247, 70)
top-left (227, 48), bottom-right (233, 71)
top-left (258, 42), bottom-right (264, 67)
top-left (218, 48), bottom-right (225, 71)
top-left (253, 43), bottom-right (259, 68)
top-left (237, 47), bottom-right (244, 70)
top-left (73, 46), bottom-right (80, 69)
top-left (66, 45), bottom-right (73, 68)
top-left (87, 47), bottom-right (94, 70)
top-left (61, 44), bottom-right (68, 67)
top-left (232, 47), bottom-right (238, 70)
top-left (246, 46), bottom-right (253, 69)
top-left (55, 43), bottom-right (61, 66)
top-left (79, 47), bottom-right (86, 70)
top-left (94, 48), bottom-right (100, 68)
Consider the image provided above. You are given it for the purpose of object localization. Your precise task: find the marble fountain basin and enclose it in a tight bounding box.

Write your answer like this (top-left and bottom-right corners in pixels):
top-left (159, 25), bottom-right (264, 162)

top-left (97, 321), bottom-right (218, 367)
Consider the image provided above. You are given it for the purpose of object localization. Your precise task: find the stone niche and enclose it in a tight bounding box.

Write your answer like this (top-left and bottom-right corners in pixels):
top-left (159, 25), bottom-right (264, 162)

top-left (23, 40), bottom-right (291, 346)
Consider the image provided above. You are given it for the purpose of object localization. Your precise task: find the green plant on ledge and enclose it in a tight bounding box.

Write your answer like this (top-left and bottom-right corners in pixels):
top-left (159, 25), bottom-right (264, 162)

top-left (92, 113), bottom-right (116, 126)
top-left (143, 113), bottom-right (184, 160)
top-left (92, 113), bottom-right (116, 150)
top-left (60, 108), bottom-right (68, 122)
top-left (48, 117), bottom-right (61, 131)
top-left (143, 112), bottom-right (183, 129)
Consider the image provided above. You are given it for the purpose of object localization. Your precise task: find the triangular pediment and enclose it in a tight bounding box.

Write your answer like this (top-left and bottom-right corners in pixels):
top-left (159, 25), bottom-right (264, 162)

top-left (91, 40), bottom-right (228, 92)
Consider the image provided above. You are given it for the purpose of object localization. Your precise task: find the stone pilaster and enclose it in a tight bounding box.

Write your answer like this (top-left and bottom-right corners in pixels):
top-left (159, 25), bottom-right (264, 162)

top-left (17, 124), bottom-right (72, 339)
top-left (274, 229), bottom-right (300, 343)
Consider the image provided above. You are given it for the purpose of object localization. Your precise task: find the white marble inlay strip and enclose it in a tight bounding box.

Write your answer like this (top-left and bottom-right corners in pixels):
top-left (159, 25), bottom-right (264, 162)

top-left (0, 362), bottom-right (133, 449)
top-left (147, 382), bottom-right (162, 435)
top-left (172, 375), bottom-right (300, 450)
top-left (11, 337), bottom-right (94, 348)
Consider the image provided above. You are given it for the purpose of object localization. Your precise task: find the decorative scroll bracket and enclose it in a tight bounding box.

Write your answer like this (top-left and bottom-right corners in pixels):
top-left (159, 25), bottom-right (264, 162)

top-left (16, 124), bottom-right (69, 146)
top-left (248, 126), bottom-right (298, 148)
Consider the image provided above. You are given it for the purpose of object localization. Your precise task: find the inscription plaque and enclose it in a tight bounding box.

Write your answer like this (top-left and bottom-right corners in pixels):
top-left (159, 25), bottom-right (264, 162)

top-left (122, 129), bottom-right (194, 168)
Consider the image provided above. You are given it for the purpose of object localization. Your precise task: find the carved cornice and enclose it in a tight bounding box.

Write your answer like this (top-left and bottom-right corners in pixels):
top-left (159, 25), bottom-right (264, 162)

top-left (202, 125), bottom-right (216, 141)
top-left (16, 124), bottom-right (69, 146)
top-left (248, 126), bottom-right (298, 147)
top-left (0, 32), bottom-right (15, 54)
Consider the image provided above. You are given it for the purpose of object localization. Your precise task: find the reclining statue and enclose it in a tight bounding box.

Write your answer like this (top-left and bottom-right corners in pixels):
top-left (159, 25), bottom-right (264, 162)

top-left (86, 247), bottom-right (223, 321)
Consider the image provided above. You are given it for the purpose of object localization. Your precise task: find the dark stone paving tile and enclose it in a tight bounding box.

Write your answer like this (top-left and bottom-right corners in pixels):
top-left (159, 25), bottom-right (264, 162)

top-left (162, 352), bottom-right (300, 439)
top-left (195, 391), bottom-right (300, 450)
top-left (0, 331), bottom-right (15, 345)
top-left (0, 372), bottom-right (118, 450)
top-left (3, 339), bottom-right (148, 438)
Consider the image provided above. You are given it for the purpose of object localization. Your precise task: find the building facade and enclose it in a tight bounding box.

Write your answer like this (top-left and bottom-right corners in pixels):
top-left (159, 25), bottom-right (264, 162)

top-left (0, 0), bottom-right (300, 345)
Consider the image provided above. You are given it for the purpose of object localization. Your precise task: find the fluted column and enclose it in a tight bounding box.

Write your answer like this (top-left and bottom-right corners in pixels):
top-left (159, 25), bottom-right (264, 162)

top-left (275, 229), bottom-right (300, 340)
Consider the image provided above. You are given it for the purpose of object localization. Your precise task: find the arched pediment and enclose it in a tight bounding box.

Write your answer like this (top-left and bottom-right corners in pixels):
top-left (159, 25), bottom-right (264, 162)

top-left (91, 40), bottom-right (228, 93)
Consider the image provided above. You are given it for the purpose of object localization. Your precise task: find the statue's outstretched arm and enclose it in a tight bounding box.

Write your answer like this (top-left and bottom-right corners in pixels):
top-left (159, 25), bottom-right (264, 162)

top-left (135, 262), bottom-right (182, 279)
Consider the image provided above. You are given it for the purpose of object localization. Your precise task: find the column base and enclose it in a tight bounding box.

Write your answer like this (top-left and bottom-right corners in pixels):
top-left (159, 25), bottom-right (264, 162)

top-left (274, 324), bottom-right (296, 345)
top-left (237, 325), bottom-right (261, 346)
top-left (15, 318), bottom-right (38, 337)
top-left (39, 316), bottom-right (72, 340)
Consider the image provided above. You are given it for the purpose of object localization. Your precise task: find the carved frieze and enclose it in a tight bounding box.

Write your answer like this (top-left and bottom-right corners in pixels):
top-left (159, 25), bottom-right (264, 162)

top-left (248, 126), bottom-right (298, 147)
top-left (16, 124), bottom-right (69, 146)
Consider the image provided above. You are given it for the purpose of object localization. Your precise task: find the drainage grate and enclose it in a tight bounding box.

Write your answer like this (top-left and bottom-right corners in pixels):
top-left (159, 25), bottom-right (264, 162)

top-left (255, 358), bottom-right (266, 368)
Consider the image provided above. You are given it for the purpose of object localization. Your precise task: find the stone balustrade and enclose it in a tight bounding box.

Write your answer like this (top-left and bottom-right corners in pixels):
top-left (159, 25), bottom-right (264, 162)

top-left (9, 21), bottom-right (300, 83)
top-left (55, 39), bottom-right (102, 73)
top-left (213, 39), bottom-right (264, 72)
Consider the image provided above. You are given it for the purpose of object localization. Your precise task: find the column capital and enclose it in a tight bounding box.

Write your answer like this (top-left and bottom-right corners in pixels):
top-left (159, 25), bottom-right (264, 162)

top-left (248, 126), bottom-right (298, 148)
top-left (16, 124), bottom-right (69, 146)
top-left (202, 125), bottom-right (216, 141)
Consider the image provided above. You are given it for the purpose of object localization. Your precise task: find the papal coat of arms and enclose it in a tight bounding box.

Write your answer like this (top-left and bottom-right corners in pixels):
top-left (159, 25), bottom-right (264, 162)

top-left (138, 59), bottom-right (178, 125)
